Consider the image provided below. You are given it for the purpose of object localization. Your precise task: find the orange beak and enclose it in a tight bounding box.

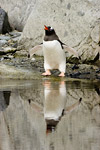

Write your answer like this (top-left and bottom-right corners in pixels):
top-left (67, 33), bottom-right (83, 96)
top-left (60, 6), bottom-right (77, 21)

top-left (44, 25), bottom-right (49, 30)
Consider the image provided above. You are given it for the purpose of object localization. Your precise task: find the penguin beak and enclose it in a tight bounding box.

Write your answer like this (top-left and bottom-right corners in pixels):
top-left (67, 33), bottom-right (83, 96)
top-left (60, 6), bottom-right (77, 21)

top-left (44, 25), bottom-right (49, 31)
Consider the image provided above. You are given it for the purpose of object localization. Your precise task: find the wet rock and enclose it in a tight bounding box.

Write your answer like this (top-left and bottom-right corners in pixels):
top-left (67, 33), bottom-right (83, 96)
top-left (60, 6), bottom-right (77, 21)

top-left (0, 47), bottom-right (16, 55)
top-left (0, 54), bottom-right (100, 79)
top-left (0, 7), bottom-right (12, 34)
top-left (72, 64), bottom-right (79, 70)
top-left (3, 55), bottom-right (14, 60)
top-left (15, 50), bottom-right (28, 57)
top-left (12, 43), bottom-right (18, 48)
top-left (96, 69), bottom-right (100, 73)
top-left (96, 74), bottom-right (100, 79)
top-left (70, 72), bottom-right (81, 78)
top-left (0, 39), bottom-right (7, 47)
top-left (0, 35), bottom-right (11, 41)
top-left (0, 64), bottom-right (41, 79)
top-left (0, 30), bottom-right (22, 56)
top-left (12, 36), bottom-right (21, 42)
top-left (9, 31), bottom-right (22, 37)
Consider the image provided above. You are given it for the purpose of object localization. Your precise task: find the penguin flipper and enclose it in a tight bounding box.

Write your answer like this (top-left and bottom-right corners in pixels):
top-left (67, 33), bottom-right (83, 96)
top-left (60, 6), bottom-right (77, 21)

top-left (64, 98), bottom-right (82, 113)
top-left (63, 45), bottom-right (79, 58)
top-left (29, 44), bottom-right (43, 58)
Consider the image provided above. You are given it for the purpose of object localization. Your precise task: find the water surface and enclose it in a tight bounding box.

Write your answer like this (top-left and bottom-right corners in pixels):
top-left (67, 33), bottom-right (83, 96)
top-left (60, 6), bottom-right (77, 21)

top-left (0, 78), bottom-right (100, 150)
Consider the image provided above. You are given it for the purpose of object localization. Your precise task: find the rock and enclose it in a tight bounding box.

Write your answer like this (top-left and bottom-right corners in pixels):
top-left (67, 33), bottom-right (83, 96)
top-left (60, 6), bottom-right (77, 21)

top-left (72, 64), bottom-right (79, 70)
top-left (0, 39), bottom-right (7, 47)
top-left (0, 91), bottom-right (10, 111)
top-left (96, 74), bottom-right (100, 79)
top-left (91, 24), bottom-right (100, 43)
top-left (0, 47), bottom-right (16, 55)
top-left (70, 72), bottom-right (81, 78)
top-left (15, 50), bottom-right (28, 57)
top-left (1, 1), bottom-right (100, 62)
top-left (77, 33), bottom-right (100, 62)
top-left (12, 36), bottom-right (21, 42)
top-left (4, 55), bottom-right (14, 59)
top-left (0, 64), bottom-right (41, 79)
top-left (9, 30), bottom-right (22, 37)
top-left (0, 57), bottom-right (4, 61)
top-left (31, 57), bottom-right (36, 62)
top-left (0, 35), bottom-right (11, 41)
top-left (0, 0), bottom-right (37, 31)
top-left (0, 7), bottom-right (12, 34)
top-left (18, 0), bottom-right (100, 62)
top-left (92, 105), bottom-right (100, 126)
top-left (11, 43), bottom-right (18, 48)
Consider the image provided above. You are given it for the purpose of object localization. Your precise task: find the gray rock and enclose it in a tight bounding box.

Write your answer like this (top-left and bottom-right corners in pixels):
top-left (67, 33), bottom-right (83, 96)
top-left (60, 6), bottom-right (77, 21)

top-left (0, 64), bottom-right (41, 79)
top-left (0, 0), bottom-right (37, 31)
top-left (0, 7), bottom-right (12, 34)
top-left (1, 0), bottom-right (100, 62)
top-left (0, 39), bottom-right (7, 47)
top-left (0, 35), bottom-right (11, 41)
top-left (0, 47), bottom-right (16, 55)
top-left (12, 43), bottom-right (18, 48)
top-left (18, 0), bottom-right (100, 62)
top-left (0, 57), bottom-right (4, 61)
top-left (91, 24), bottom-right (100, 43)
top-left (9, 30), bottom-right (22, 37)
top-left (12, 36), bottom-right (20, 42)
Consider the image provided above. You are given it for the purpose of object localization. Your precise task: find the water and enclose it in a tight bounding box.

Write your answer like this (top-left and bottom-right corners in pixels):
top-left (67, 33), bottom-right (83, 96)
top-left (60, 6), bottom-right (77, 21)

top-left (0, 78), bottom-right (100, 150)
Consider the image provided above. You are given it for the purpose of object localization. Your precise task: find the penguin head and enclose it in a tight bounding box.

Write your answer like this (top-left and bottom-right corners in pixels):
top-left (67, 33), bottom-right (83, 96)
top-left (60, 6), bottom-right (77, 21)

top-left (44, 25), bottom-right (55, 36)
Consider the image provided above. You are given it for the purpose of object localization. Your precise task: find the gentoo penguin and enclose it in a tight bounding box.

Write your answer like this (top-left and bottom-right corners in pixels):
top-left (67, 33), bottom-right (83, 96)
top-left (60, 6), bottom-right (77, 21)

top-left (29, 25), bottom-right (78, 77)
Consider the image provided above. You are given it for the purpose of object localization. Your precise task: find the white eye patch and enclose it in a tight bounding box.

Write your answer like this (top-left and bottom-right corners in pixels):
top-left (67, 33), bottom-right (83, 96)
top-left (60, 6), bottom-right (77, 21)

top-left (50, 27), bottom-right (53, 30)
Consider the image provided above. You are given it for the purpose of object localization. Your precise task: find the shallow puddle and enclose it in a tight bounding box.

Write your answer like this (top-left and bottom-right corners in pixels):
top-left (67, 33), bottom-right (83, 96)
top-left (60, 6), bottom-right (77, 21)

top-left (0, 78), bottom-right (100, 150)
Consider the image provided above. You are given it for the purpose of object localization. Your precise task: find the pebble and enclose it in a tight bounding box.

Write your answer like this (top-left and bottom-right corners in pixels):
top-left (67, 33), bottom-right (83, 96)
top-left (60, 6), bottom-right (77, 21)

top-left (70, 72), bottom-right (81, 78)
top-left (0, 35), bottom-right (11, 41)
top-left (9, 31), bottom-right (21, 37)
top-left (0, 47), bottom-right (16, 55)
top-left (0, 30), bottom-right (22, 56)
top-left (31, 57), bottom-right (36, 61)
top-left (12, 43), bottom-right (18, 48)
top-left (8, 55), bottom-right (14, 59)
top-left (12, 36), bottom-right (20, 42)
top-left (72, 64), bottom-right (79, 70)
top-left (0, 57), bottom-right (4, 61)
top-left (0, 39), bottom-right (8, 47)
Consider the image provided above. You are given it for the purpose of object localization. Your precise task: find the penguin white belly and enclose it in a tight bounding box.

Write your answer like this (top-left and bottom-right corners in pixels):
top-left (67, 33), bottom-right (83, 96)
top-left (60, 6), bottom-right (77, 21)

top-left (43, 40), bottom-right (66, 72)
top-left (44, 83), bottom-right (66, 121)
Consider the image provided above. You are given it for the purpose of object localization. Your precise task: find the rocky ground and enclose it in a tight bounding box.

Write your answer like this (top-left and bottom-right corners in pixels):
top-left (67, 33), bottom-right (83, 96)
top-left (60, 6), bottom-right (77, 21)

top-left (0, 30), bottom-right (100, 80)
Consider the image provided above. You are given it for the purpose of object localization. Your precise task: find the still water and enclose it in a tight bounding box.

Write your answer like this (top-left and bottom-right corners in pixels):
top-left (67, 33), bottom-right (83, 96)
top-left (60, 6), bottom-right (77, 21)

top-left (0, 78), bottom-right (100, 150)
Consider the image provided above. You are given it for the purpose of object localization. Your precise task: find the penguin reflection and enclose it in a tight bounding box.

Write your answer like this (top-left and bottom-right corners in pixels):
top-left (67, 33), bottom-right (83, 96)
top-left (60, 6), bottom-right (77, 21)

top-left (30, 81), bottom-right (81, 133)
top-left (44, 81), bottom-right (66, 132)
top-left (43, 81), bottom-right (81, 133)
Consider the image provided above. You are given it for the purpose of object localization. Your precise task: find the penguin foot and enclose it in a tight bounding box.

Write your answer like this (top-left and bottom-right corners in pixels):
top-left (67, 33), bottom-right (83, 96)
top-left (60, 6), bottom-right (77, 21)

top-left (58, 72), bottom-right (65, 77)
top-left (42, 70), bottom-right (51, 76)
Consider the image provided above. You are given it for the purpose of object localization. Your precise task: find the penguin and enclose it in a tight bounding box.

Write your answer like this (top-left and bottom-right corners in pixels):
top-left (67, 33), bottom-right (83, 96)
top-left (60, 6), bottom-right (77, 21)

top-left (29, 25), bottom-right (78, 77)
